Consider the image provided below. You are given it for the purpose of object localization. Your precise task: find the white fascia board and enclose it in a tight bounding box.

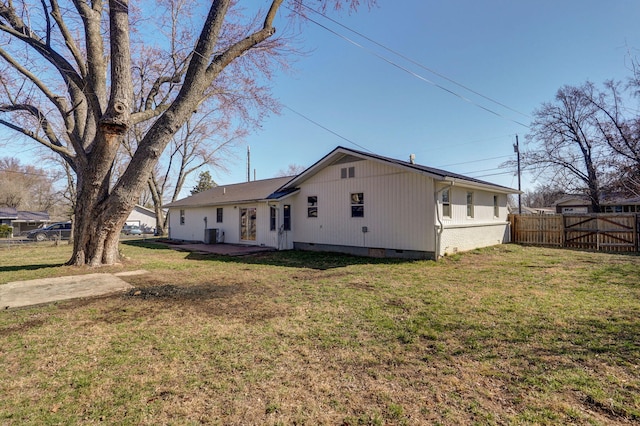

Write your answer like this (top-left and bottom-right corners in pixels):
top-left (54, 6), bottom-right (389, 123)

top-left (438, 177), bottom-right (520, 194)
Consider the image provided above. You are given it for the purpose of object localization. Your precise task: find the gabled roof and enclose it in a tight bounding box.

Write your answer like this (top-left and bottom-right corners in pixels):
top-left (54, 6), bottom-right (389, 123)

top-left (165, 176), bottom-right (294, 208)
top-left (280, 146), bottom-right (518, 194)
top-left (133, 204), bottom-right (157, 215)
top-left (0, 207), bottom-right (18, 220)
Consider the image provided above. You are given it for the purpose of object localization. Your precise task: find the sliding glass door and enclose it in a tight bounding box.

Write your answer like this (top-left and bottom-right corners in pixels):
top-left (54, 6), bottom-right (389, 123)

top-left (240, 207), bottom-right (256, 241)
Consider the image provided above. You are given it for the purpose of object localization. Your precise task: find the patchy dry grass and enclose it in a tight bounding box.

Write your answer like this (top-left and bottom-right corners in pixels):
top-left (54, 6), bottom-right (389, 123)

top-left (1, 241), bottom-right (639, 425)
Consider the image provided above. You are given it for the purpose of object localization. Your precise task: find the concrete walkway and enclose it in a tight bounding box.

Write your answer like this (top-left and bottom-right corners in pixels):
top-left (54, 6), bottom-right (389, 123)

top-left (0, 242), bottom-right (274, 310)
top-left (0, 271), bottom-right (143, 310)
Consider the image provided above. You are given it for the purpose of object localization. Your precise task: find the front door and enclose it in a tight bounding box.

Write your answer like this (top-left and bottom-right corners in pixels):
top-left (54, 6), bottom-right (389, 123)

top-left (240, 207), bottom-right (256, 241)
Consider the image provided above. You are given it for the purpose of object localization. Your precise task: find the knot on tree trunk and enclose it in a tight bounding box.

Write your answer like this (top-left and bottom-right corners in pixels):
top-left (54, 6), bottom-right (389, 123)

top-left (100, 102), bottom-right (130, 134)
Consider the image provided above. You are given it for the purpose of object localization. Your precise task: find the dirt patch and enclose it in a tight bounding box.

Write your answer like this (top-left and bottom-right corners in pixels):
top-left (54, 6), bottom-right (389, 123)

top-left (0, 318), bottom-right (45, 337)
top-left (124, 283), bottom-right (242, 300)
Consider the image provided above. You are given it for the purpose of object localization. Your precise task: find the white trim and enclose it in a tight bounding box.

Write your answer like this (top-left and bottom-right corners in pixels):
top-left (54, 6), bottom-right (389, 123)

top-left (443, 222), bottom-right (510, 229)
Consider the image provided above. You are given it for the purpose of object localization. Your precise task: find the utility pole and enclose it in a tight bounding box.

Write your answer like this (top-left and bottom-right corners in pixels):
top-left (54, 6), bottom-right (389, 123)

top-left (513, 135), bottom-right (522, 214)
top-left (247, 145), bottom-right (250, 182)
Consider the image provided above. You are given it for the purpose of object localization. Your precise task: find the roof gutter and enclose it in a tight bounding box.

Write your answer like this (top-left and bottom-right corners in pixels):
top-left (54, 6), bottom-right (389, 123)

top-left (443, 177), bottom-right (520, 194)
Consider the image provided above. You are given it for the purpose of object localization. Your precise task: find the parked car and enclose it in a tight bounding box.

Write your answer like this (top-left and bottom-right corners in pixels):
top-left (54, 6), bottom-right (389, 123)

top-left (26, 222), bottom-right (72, 242)
top-left (122, 225), bottom-right (143, 235)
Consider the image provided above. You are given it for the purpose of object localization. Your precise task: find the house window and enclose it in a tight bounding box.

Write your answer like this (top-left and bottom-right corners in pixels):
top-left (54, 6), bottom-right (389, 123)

top-left (493, 195), bottom-right (499, 217)
top-left (466, 192), bottom-right (474, 218)
top-left (351, 192), bottom-right (364, 217)
top-left (283, 205), bottom-right (291, 231)
top-left (442, 189), bottom-right (451, 218)
top-left (179, 209), bottom-right (185, 225)
top-left (341, 166), bottom-right (355, 179)
top-left (216, 207), bottom-right (223, 223)
top-left (307, 196), bottom-right (318, 218)
top-left (270, 206), bottom-right (277, 231)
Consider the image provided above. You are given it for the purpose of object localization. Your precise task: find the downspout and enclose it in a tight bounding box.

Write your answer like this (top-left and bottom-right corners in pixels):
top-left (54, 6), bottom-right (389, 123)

top-left (434, 179), bottom-right (454, 260)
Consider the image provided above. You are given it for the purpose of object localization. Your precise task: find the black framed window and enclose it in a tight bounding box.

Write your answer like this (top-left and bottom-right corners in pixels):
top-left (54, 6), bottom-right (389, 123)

top-left (179, 209), bottom-right (185, 225)
top-left (216, 207), bottom-right (223, 223)
top-left (351, 193), bottom-right (364, 218)
top-left (341, 166), bottom-right (355, 179)
top-left (270, 206), bottom-right (277, 231)
top-left (283, 205), bottom-right (291, 230)
top-left (307, 196), bottom-right (318, 218)
top-left (442, 189), bottom-right (451, 218)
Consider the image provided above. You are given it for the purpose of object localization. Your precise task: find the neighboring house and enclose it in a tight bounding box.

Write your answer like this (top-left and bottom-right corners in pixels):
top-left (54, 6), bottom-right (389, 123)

top-left (125, 205), bottom-right (157, 231)
top-left (508, 206), bottom-right (556, 215)
top-left (555, 195), bottom-right (640, 214)
top-left (165, 146), bottom-right (518, 259)
top-left (0, 207), bottom-right (50, 236)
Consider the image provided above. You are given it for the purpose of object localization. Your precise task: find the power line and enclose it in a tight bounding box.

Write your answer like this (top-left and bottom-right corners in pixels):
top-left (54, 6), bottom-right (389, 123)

top-left (283, 105), bottom-right (374, 153)
top-left (415, 134), bottom-right (515, 155)
top-left (0, 168), bottom-right (50, 177)
top-left (284, 104), bottom-right (517, 181)
top-left (437, 155), bottom-right (512, 168)
top-left (468, 170), bottom-right (516, 178)
top-left (295, 1), bottom-right (531, 120)
top-left (288, 5), bottom-right (530, 128)
top-left (462, 166), bottom-right (508, 175)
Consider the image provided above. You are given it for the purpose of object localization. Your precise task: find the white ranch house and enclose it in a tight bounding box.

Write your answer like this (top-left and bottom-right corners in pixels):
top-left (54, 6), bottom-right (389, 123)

top-left (165, 146), bottom-right (518, 259)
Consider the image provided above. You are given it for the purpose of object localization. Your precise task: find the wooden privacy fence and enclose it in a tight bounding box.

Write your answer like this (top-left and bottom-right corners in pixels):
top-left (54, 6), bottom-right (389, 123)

top-left (509, 213), bottom-right (639, 253)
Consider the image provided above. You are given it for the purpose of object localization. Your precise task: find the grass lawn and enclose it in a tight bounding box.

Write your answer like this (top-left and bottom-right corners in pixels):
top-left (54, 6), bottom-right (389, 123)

top-left (1, 241), bottom-right (639, 425)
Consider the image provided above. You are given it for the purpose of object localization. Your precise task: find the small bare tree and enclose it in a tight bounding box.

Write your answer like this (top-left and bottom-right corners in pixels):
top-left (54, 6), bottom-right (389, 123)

top-left (275, 163), bottom-right (306, 177)
top-left (0, 157), bottom-right (58, 211)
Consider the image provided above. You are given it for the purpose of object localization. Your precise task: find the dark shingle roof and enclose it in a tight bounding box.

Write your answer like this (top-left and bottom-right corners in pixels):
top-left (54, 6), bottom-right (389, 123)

top-left (165, 176), bottom-right (294, 208)
top-left (282, 146), bottom-right (518, 193)
top-left (0, 207), bottom-right (18, 219)
top-left (16, 211), bottom-right (50, 221)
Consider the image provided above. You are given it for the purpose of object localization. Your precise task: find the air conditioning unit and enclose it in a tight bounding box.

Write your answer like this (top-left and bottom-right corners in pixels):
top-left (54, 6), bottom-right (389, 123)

top-left (209, 228), bottom-right (224, 244)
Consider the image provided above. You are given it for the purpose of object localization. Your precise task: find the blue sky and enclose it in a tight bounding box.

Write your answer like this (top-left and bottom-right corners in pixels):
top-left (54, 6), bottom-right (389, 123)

top-left (235, 0), bottom-right (640, 192)
top-left (3, 0), bottom-right (640, 196)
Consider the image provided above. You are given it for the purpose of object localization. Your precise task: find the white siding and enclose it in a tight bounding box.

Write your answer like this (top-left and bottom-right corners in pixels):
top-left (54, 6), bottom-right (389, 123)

top-left (125, 206), bottom-right (156, 228)
top-left (168, 206), bottom-right (210, 242)
top-left (440, 224), bottom-right (509, 256)
top-left (168, 203), bottom-right (281, 248)
top-left (292, 159), bottom-right (436, 252)
top-left (437, 187), bottom-right (510, 256)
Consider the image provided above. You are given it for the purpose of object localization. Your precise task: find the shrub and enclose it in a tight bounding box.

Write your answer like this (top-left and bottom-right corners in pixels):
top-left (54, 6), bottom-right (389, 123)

top-left (0, 224), bottom-right (13, 238)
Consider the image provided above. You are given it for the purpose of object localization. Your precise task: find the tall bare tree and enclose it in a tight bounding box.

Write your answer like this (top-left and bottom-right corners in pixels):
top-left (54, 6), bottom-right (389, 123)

top-left (585, 80), bottom-right (640, 197)
top-left (524, 84), bottom-right (612, 212)
top-left (0, 0), bottom-right (371, 266)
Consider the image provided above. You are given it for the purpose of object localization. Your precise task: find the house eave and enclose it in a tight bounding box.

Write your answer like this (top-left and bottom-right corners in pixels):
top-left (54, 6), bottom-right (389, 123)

top-left (166, 198), bottom-right (274, 209)
top-left (437, 177), bottom-right (521, 194)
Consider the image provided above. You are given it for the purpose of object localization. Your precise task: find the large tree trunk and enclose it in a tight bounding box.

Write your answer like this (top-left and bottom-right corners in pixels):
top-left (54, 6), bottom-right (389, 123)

top-left (1, 0), bottom-right (316, 266)
top-left (68, 131), bottom-right (140, 266)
